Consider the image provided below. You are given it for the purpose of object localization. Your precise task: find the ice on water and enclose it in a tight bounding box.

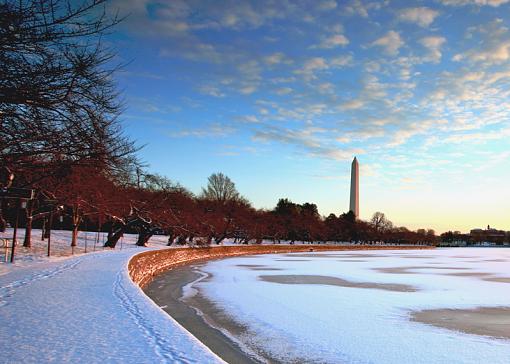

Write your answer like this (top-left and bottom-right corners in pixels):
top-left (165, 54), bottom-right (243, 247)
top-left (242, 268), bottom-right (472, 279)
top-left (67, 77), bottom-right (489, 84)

top-left (197, 248), bottom-right (510, 364)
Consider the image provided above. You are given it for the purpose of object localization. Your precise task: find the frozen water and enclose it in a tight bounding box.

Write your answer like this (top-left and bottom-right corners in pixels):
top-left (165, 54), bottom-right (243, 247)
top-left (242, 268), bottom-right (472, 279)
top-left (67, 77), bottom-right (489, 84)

top-left (197, 248), bottom-right (510, 364)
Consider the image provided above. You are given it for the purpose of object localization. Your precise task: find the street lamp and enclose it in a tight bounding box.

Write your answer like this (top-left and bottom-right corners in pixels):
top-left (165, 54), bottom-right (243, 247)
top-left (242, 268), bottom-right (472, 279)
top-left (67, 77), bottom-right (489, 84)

top-left (0, 187), bottom-right (34, 263)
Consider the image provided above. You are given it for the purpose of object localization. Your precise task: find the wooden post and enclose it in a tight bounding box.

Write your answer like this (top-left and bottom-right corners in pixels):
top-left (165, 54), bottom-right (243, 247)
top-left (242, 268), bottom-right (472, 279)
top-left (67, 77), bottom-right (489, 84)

top-left (47, 211), bottom-right (53, 257)
top-left (84, 221), bottom-right (88, 253)
top-left (41, 218), bottom-right (46, 241)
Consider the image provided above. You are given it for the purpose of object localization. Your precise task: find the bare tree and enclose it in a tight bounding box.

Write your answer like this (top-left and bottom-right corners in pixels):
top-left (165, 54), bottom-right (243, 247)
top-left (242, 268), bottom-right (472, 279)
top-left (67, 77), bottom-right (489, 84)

top-left (370, 212), bottom-right (393, 238)
top-left (201, 173), bottom-right (244, 203)
top-left (0, 0), bottom-right (136, 178)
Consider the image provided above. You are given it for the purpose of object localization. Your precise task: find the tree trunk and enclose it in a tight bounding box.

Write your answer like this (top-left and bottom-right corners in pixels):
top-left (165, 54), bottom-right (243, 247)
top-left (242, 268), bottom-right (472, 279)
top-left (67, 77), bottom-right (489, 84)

top-left (71, 205), bottom-right (81, 247)
top-left (71, 224), bottom-right (79, 247)
top-left (214, 234), bottom-right (227, 245)
top-left (166, 231), bottom-right (175, 246)
top-left (0, 200), bottom-right (6, 232)
top-left (104, 217), bottom-right (141, 248)
top-left (136, 227), bottom-right (155, 246)
top-left (107, 220), bottom-right (114, 241)
top-left (23, 200), bottom-right (34, 247)
top-left (104, 227), bottom-right (124, 248)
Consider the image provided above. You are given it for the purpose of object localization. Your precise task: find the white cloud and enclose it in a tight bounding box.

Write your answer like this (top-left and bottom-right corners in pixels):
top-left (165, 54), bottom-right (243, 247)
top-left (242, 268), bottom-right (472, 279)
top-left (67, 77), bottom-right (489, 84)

top-left (237, 60), bottom-right (262, 80)
top-left (455, 41), bottom-right (510, 64)
top-left (159, 41), bottom-right (224, 63)
top-left (452, 20), bottom-right (510, 65)
top-left (398, 7), bottom-right (439, 27)
top-left (386, 119), bottom-right (448, 147)
top-left (318, 82), bottom-right (335, 93)
top-left (239, 85), bottom-right (257, 94)
top-left (275, 87), bottom-right (293, 95)
top-left (295, 57), bottom-right (329, 80)
top-left (442, 127), bottom-right (510, 143)
top-left (198, 85), bottom-right (225, 97)
top-left (360, 163), bottom-right (380, 178)
top-left (303, 57), bottom-right (329, 71)
top-left (315, 34), bottom-right (350, 48)
top-left (330, 55), bottom-right (354, 67)
top-left (263, 52), bottom-right (292, 65)
top-left (252, 124), bottom-right (364, 161)
top-left (345, 0), bottom-right (369, 17)
top-left (169, 123), bottom-right (236, 138)
top-left (439, 0), bottom-right (510, 6)
top-left (243, 115), bottom-right (263, 124)
top-left (319, 148), bottom-right (365, 161)
top-left (420, 36), bottom-right (447, 62)
top-left (371, 31), bottom-right (404, 56)
top-left (318, 0), bottom-right (338, 11)
top-left (340, 99), bottom-right (364, 110)
top-left (364, 61), bottom-right (381, 73)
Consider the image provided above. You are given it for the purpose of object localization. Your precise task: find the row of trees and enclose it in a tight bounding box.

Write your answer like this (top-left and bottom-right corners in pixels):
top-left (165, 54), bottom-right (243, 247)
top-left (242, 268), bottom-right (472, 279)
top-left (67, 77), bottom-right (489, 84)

top-left (1, 164), bottom-right (437, 247)
top-left (0, 0), bottom-right (139, 246)
top-left (0, 0), bottom-right (437, 248)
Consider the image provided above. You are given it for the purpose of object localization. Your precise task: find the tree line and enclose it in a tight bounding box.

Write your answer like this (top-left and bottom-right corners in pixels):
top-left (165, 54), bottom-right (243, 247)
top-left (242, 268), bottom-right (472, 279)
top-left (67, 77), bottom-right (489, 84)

top-left (1, 164), bottom-right (438, 247)
top-left (0, 0), bottom-right (438, 248)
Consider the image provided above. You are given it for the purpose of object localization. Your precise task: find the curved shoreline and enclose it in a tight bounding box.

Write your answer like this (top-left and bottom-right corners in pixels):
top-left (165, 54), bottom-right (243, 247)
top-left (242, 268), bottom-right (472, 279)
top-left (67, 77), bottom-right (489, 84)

top-left (144, 264), bottom-right (266, 363)
top-left (129, 244), bottom-right (433, 288)
top-left (129, 245), bottom-right (433, 363)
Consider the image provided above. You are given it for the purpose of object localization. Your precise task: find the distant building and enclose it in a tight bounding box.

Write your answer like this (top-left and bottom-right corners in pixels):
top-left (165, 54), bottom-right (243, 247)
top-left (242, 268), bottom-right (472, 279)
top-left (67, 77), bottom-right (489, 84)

top-left (470, 226), bottom-right (506, 244)
top-left (349, 157), bottom-right (359, 218)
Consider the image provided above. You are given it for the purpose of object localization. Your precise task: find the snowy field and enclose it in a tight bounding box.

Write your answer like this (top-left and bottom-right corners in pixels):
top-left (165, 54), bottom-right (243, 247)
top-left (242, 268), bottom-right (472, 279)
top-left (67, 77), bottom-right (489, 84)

top-left (0, 228), bottom-right (172, 274)
top-left (196, 248), bottom-right (510, 364)
top-left (0, 229), bottom-right (224, 363)
top-left (0, 227), bottom-right (340, 274)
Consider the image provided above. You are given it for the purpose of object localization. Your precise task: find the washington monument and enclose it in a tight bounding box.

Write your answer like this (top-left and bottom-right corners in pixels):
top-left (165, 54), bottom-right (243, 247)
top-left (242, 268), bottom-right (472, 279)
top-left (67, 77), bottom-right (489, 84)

top-left (349, 157), bottom-right (359, 218)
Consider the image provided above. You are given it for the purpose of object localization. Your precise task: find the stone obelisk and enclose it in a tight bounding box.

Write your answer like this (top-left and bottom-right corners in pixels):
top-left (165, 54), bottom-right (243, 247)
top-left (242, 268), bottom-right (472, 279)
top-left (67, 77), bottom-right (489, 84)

top-left (349, 157), bottom-right (359, 218)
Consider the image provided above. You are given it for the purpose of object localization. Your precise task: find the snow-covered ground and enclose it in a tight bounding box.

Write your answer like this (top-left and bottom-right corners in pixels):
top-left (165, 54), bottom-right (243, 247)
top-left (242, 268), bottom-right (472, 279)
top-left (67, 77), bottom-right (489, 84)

top-left (0, 227), bottom-right (342, 274)
top-left (196, 248), bottom-right (510, 364)
top-left (0, 228), bottom-right (173, 274)
top-left (0, 229), bottom-right (224, 363)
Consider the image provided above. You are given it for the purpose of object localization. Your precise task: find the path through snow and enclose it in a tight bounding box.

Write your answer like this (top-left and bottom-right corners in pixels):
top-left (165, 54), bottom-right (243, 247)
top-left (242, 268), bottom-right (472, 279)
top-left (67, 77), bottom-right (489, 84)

top-left (0, 248), bottom-right (224, 363)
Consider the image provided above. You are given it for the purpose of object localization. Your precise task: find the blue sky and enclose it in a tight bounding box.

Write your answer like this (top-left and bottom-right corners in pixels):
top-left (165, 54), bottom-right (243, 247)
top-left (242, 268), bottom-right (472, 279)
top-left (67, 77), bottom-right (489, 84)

top-left (106, 0), bottom-right (510, 233)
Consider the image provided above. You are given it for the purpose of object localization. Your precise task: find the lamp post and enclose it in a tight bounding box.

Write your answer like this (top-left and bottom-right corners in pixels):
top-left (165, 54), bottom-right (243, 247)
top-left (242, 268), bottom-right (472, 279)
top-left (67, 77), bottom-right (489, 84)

top-left (0, 188), bottom-right (34, 263)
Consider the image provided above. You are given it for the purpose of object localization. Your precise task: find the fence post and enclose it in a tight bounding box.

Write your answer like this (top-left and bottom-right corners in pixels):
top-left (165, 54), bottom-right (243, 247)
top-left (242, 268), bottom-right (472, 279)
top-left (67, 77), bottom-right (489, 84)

top-left (47, 211), bottom-right (53, 257)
